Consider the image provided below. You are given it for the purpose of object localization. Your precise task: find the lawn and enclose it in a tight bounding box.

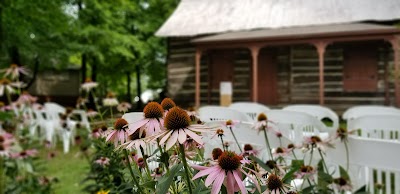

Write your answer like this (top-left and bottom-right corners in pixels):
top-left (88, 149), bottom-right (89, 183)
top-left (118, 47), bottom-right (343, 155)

top-left (40, 145), bottom-right (91, 194)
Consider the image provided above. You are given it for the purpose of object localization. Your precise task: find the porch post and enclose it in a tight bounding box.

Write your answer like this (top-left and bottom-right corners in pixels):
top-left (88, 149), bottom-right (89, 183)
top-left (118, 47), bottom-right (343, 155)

top-left (388, 36), bottom-right (400, 106)
top-left (195, 49), bottom-right (202, 108)
top-left (250, 46), bottom-right (260, 102)
top-left (313, 42), bottom-right (328, 105)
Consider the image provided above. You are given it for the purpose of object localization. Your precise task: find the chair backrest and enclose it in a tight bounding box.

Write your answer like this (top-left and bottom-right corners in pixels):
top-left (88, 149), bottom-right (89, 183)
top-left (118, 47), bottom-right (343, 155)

top-left (326, 136), bottom-right (400, 194)
top-left (283, 104), bottom-right (339, 133)
top-left (122, 112), bottom-right (144, 123)
top-left (347, 115), bottom-right (400, 141)
top-left (264, 110), bottom-right (326, 144)
top-left (342, 105), bottom-right (400, 120)
top-left (71, 110), bottom-right (90, 130)
top-left (198, 106), bottom-right (252, 122)
top-left (44, 102), bottom-right (66, 121)
top-left (229, 102), bottom-right (270, 121)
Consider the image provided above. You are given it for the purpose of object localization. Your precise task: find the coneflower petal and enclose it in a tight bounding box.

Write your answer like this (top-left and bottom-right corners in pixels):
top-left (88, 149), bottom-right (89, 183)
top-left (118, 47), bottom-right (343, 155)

top-left (128, 119), bottom-right (147, 134)
top-left (184, 129), bottom-right (203, 145)
top-left (166, 131), bottom-right (179, 150)
top-left (205, 167), bottom-right (223, 186)
top-left (192, 166), bottom-right (217, 180)
top-left (178, 129), bottom-right (186, 144)
top-left (211, 173), bottom-right (225, 194)
top-left (226, 171), bottom-right (235, 193)
top-left (233, 170), bottom-right (246, 194)
top-left (159, 130), bottom-right (173, 145)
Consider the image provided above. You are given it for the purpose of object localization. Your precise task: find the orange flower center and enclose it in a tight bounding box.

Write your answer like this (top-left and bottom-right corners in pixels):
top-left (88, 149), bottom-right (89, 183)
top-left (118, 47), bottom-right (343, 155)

top-left (216, 129), bottom-right (224, 135)
top-left (0, 78), bottom-right (11, 85)
top-left (10, 64), bottom-right (18, 69)
top-left (266, 160), bottom-right (277, 169)
top-left (212, 148), bottom-right (223, 160)
top-left (300, 165), bottom-right (314, 173)
top-left (267, 174), bottom-right (283, 190)
top-left (225, 120), bottom-right (232, 126)
top-left (311, 136), bottom-right (322, 144)
top-left (288, 144), bottom-right (295, 149)
top-left (257, 113), bottom-right (267, 121)
top-left (164, 107), bottom-right (190, 130)
top-left (114, 118), bottom-right (128, 131)
top-left (144, 102), bottom-right (164, 118)
top-left (244, 144), bottom-right (253, 151)
top-left (218, 151), bottom-right (242, 171)
top-left (85, 78), bottom-right (92, 83)
top-left (334, 177), bottom-right (348, 186)
top-left (276, 147), bottom-right (284, 153)
top-left (161, 98), bottom-right (176, 111)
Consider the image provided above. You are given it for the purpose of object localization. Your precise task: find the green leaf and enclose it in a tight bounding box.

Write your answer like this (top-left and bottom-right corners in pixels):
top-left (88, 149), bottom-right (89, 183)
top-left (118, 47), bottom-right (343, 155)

top-left (155, 163), bottom-right (183, 194)
top-left (339, 165), bottom-right (350, 180)
top-left (354, 185), bottom-right (368, 194)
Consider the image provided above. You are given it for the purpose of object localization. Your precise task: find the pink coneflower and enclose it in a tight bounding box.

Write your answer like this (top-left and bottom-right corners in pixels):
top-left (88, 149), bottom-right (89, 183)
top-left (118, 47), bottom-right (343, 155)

top-left (0, 78), bottom-right (17, 96)
top-left (272, 147), bottom-right (290, 158)
top-left (87, 109), bottom-right (99, 118)
top-left (253, 113), bottom-right (269, 131)
top-left (117, 102), bottom-right (132, 113)
top-left (91, 128), bottom-right (102, 138)
top-left (0, 64), bottom-right (30, 80)
top-left (11, 149), bottom-right (38, 159)
top-left (16, 91), bottom-right (37, 105)
top-left (295, 165), bottom-right (317, 179)
top-left (103, 92), bottom-right (119, 107)
top-left (120, 128), bottom-right (147, 151)
top-left (263, 174), bottom-right (291, 194)
top-left (242, 144), bottom-right (260, 157)
top-left (151, 167), bottom-right (164, 180)
top-left (223, 119), bottom-right (240, 129)
top-left (304, 135), bottom-right (334, 152)
top-left (128, 102), bottom-right (164, 137)
top-left (81, 78), bottom-right (98, 92)
top-left (153, 107), bottom-right (209, 150)
top-left (95, 157), bottom-right (110, 166)
top-left (106, 118), bottom-right (129, 146)
top-left (0, 143), bottom-right (11, 157)
top-left (160, 97), bottom-right (176, 112)
top-left (192, 151), bottom-right (260, 194)
top-left (331, 177), bottom-right (352, 192)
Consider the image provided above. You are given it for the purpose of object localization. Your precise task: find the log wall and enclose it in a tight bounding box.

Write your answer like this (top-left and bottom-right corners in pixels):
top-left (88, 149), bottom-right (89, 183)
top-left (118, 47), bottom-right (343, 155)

top-left (167, 38), bottom-right (396, 113)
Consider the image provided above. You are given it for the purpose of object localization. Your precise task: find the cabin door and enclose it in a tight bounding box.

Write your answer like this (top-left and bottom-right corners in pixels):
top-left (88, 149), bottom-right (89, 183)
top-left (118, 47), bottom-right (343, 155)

top-left (209, 49), bottom-right (234, 102)
top-left (343, 42), bottom-right (378, 92)
top-left (257, 48), bottom-right (278, 105)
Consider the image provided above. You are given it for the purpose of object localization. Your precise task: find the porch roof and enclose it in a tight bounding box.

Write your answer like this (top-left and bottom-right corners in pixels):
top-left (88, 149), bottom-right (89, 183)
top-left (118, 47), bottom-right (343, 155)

top-left (192, 23), bottom-right (400, 44)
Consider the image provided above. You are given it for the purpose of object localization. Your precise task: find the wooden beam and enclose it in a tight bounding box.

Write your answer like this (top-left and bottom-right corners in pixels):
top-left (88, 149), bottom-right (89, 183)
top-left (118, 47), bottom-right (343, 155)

top-left (249, 46), bottom-right (260, 102)
top-left (313, 41), bottom-right (328, 105)
top-left (387, 36), bottom-right (400, 106)
top-left (195, 49), bottom-right (202, 108)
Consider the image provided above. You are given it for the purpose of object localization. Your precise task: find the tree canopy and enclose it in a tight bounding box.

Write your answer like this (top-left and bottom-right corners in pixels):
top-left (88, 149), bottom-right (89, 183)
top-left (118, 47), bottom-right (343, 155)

top-left (0, 0), bottom-right (178, 101)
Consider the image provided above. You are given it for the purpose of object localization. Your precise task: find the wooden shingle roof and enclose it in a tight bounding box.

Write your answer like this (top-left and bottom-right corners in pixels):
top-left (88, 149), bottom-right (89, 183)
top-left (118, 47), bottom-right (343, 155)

top-left (156, 0), bottom-right (400, 37)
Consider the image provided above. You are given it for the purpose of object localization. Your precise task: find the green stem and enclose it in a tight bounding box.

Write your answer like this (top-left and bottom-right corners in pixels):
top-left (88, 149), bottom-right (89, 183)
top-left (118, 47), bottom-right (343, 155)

top-left (318, 149), bottom-right (329, 174)
top-left (344, 140), bottom-right (350, 171)
top-left (123, 149), bottom-right (144, 194)
top-left (291, 150), bottom-right (298, 160)
top-left (219, 135), bottom-right (226, 151)
top-left (179, 144), bottom-right (193, 194)
top-left (308, 147), bottom-right (314, 166)
top-left (0, 157), bottom-right (4, 194)
top-left (228, 126), bottom-right (242, 153)
top-left (140, 147), bottom-right (151, 178)
top-left (263, 129), bottom-right (273, 160)
top-left (91, 91), bottom-right (103, 121)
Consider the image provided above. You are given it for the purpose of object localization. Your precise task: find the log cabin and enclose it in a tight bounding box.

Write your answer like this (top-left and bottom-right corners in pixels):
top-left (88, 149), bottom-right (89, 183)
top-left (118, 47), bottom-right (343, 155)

top-left (156, 0), bottom-right (400, 113)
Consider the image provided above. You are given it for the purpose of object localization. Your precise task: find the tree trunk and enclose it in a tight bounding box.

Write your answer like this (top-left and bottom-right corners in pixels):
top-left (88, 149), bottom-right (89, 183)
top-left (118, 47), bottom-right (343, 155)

top-left (81, 53), bottom-right (87, 83)
top-left (9, 46), bottom-right (20, 65)
top-left (136, 64), bottom-right (142, 109)
top-left (127, 71), bottom-right (132, 103)
top-left (91, 57), bottom-right (97, 82)
top-left (24, 56), bottom-right (39, 89)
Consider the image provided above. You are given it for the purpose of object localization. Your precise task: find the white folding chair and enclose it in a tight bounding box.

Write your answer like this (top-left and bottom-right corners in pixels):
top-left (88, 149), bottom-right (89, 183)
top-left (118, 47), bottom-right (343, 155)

top-left (198, 106), bottom-right (252, 122)
top-left (283, 104), bottom-right (339, 133)
top-left (326, 136), bottom-right (400, 193)
top-left (265, 110), bottom-right (327, 144)
top-left (347, 115), bottom-right (400, 141)
top-left (71, 109), bottom-right (90, 130)
top-left (342, 105), bottom-right (400, 120)
top-left (229, 102), bottom-right (270, 121)
top-left (122, 112), bottom-right (144, 123)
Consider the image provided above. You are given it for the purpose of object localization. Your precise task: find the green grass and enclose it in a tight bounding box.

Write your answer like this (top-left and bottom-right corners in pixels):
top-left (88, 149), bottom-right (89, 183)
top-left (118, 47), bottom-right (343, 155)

top-left (40, 145), bottom-right (91, 194)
